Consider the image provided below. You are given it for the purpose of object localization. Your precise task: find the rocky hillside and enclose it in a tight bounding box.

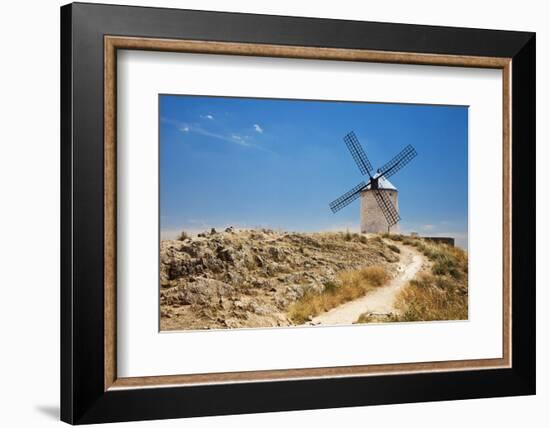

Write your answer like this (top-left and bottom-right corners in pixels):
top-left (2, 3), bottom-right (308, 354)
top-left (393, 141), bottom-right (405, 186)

top-left (160, 228), bottom-right (400, 331)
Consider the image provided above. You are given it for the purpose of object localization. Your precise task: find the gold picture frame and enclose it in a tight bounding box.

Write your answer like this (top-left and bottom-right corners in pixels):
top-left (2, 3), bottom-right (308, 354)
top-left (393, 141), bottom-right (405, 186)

top-left (103, 36), bottom-right (512, 391)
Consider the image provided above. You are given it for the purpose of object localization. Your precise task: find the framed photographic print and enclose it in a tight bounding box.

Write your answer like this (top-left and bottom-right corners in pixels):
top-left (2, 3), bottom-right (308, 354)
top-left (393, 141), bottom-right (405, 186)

top-left (61, 2), bottom-right (535, 424)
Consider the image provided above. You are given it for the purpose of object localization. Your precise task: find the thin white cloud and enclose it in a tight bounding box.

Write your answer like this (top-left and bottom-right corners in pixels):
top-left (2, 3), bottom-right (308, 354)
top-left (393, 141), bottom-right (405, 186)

top-left (253, 124), bottom-right (263, 134)
top-left (230, 134), bottom-right (251, 147)
top-left (201, 114), bottom-right (214, 120)
top-left (161, 116), bottom-right (275, 152)
top-left (422, 224), bottom-right (435, 231)
top-left (184, 123), bottom-right (253, 147)
top-left (192, 127), bottom-right (251, 146)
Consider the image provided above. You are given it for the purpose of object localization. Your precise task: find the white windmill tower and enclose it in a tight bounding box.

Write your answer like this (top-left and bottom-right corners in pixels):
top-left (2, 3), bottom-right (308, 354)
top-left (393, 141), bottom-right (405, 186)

top-left (329, 131), bottom-right (417, 234)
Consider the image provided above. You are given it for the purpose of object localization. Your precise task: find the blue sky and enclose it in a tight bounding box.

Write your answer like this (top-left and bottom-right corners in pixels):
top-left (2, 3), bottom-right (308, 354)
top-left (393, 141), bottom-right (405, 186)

top-left (160, 95), bottom-right (468, 248)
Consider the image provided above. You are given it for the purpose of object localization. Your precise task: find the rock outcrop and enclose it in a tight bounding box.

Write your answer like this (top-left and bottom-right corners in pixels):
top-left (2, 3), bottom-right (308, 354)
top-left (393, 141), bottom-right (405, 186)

top-left (160, 229), bottom-right (399, 330)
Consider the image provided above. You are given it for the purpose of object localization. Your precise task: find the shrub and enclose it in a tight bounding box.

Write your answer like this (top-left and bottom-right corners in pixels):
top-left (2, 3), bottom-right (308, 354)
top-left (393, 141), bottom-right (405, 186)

top-left (356, 313), bottom-right (371, 323)
top-left (323, 280), bottom-right (339, 294)
top-left (371, 235), bottom-right (383, 243)
top-left (388, 244), bottom-right (401, 254)
top-left (177, 230), bottom-right (190, 241)
top-left (357, 234), bottom-right (369, 244)
top-left (385, 233), bottom-right (403, 241)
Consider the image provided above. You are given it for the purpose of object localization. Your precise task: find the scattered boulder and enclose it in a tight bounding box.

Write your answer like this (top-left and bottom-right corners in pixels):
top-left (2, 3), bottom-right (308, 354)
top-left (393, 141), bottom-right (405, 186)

top-left (217, 247), bottom-right (235, 264)
top-left (248, 302), bottom-right (269, 315)
top-left (268, 246), bottom-right (283, 261)
top-left (253, 254), bottom-right (264, 267)
top-left (178, 278), bottom-right (231, 306)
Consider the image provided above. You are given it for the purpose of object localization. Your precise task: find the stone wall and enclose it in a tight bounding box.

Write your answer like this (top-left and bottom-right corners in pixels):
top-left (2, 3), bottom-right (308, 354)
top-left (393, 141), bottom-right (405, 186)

top-left (360, 189), bottom-right (399, 234)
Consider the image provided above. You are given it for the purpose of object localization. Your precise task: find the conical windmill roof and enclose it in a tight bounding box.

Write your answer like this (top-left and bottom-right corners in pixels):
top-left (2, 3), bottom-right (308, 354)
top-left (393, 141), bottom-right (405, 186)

top-left (364, 173), bottom-right (397, 191)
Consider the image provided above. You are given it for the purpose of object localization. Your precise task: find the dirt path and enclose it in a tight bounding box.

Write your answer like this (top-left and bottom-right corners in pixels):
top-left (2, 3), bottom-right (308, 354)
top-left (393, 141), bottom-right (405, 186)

top-left (310, 242), bottom-right (424, 325)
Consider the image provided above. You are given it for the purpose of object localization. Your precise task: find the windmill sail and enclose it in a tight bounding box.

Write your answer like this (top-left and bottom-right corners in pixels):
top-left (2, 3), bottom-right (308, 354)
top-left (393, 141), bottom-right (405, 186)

top-left (344, 131), bottom-right (374, 177)
top-left (377, 144), bottom-right (417, 179)
top-left (329, 130), bottom-right (417, 231)
top-left (329, 181), bottom-right (366, 213)
top-left (373, 189), bottom-right (401, 227)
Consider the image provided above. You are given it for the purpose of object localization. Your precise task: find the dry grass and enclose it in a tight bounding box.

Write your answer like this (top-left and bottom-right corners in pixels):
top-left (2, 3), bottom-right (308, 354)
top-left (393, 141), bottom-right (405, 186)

top-left (391, 272), bottom-right (468, 321)
top-left (288, 266), bottom-right (390, 323)
top-left (340, 230), bottom-right (369, 244)
top-left (385, 234), bottom-right (467, 279)
top-left (296, 231), bottom-right (397, 262)
top-left (383, 234), bottom-right (468, 322)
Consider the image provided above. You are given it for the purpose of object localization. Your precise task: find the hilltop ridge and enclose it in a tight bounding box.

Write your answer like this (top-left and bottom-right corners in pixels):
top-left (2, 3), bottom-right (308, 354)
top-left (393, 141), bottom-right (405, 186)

top-left (160, 228), bottom-right (401, 330)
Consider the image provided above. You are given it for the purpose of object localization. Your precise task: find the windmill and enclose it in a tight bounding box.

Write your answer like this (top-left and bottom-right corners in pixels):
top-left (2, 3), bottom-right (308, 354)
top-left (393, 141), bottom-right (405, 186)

top-left (329, 131), bottom-right (417, 234)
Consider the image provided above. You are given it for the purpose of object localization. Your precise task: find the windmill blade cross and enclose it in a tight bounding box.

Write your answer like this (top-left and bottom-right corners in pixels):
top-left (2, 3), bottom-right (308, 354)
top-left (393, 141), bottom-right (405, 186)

top-left (373, 189), bottom-right (401, 227)
top-left (343, 131), bottom-right (374, 177)
top-left (329, 181), bottom-right (367, 213)
top-left (377, 144), bottom-right (417, 179)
